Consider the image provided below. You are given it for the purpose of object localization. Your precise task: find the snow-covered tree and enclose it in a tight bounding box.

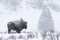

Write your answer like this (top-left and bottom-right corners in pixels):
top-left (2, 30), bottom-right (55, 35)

top-left (0, 37), bottom-right (2, 40)
top-left (38, 6), bottom-right (54, 32)
top-left (56, 33), bottom-right (60, 40)
top-left (0, 0), bottom-right (23, 11)
top-left (5, 0), bottom-right (22, 11)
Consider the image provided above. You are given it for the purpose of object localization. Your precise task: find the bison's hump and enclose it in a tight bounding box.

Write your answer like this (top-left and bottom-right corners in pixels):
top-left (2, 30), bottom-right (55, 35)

top-left (12, 20), bottom-right (22, 27)
top-left (7, 19), bottom-right (24, 27)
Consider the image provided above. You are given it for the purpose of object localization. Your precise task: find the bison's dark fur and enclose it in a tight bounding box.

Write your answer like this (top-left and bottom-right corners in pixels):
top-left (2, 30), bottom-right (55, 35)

top-left (7, 18), bottom-right (27, 33)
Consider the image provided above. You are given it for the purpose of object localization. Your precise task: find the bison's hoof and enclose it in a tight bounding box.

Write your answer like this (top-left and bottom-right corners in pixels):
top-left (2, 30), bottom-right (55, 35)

top-left (16, 30), bottom-right (20, 33)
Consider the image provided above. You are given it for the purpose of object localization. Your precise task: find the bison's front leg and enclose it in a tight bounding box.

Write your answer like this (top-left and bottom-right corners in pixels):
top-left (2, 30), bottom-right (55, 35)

top-left (16, 29), bottom-right (21, 33)
top-left (8, 28), bottom-right (11, 33)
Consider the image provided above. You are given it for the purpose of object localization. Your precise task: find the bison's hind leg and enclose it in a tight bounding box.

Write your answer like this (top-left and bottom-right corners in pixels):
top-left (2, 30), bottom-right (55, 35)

top-left (7, 22), bottom-right (15, 33)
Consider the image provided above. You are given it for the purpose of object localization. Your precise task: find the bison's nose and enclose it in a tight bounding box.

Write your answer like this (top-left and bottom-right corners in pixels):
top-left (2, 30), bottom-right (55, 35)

top-left (25, 26), bottom-right (27, 29)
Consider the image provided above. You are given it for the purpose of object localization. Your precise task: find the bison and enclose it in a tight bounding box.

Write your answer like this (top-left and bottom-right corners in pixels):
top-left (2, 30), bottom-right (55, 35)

top-left (7, 18), bottom-right (27, 33)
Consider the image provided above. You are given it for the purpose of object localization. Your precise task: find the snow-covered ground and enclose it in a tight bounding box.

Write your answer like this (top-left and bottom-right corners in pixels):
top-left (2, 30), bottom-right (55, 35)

top-left (0, 31), bottom-right (60, 40)
top-left (0, 31), bottom-right (42, 40)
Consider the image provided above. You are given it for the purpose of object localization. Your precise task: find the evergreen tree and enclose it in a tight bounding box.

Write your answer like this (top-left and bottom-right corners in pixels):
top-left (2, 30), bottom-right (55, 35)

top-left (38, 6), bottom-right (54, 32)
top-left (1, 0), bottom-right (23, 11)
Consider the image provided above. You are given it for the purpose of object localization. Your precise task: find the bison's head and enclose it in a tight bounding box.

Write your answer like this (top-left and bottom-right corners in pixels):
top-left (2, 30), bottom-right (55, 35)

top-left (20, 18), bottom-right (27, 29)
top-left (22, 21), bottom-right (27, 29)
